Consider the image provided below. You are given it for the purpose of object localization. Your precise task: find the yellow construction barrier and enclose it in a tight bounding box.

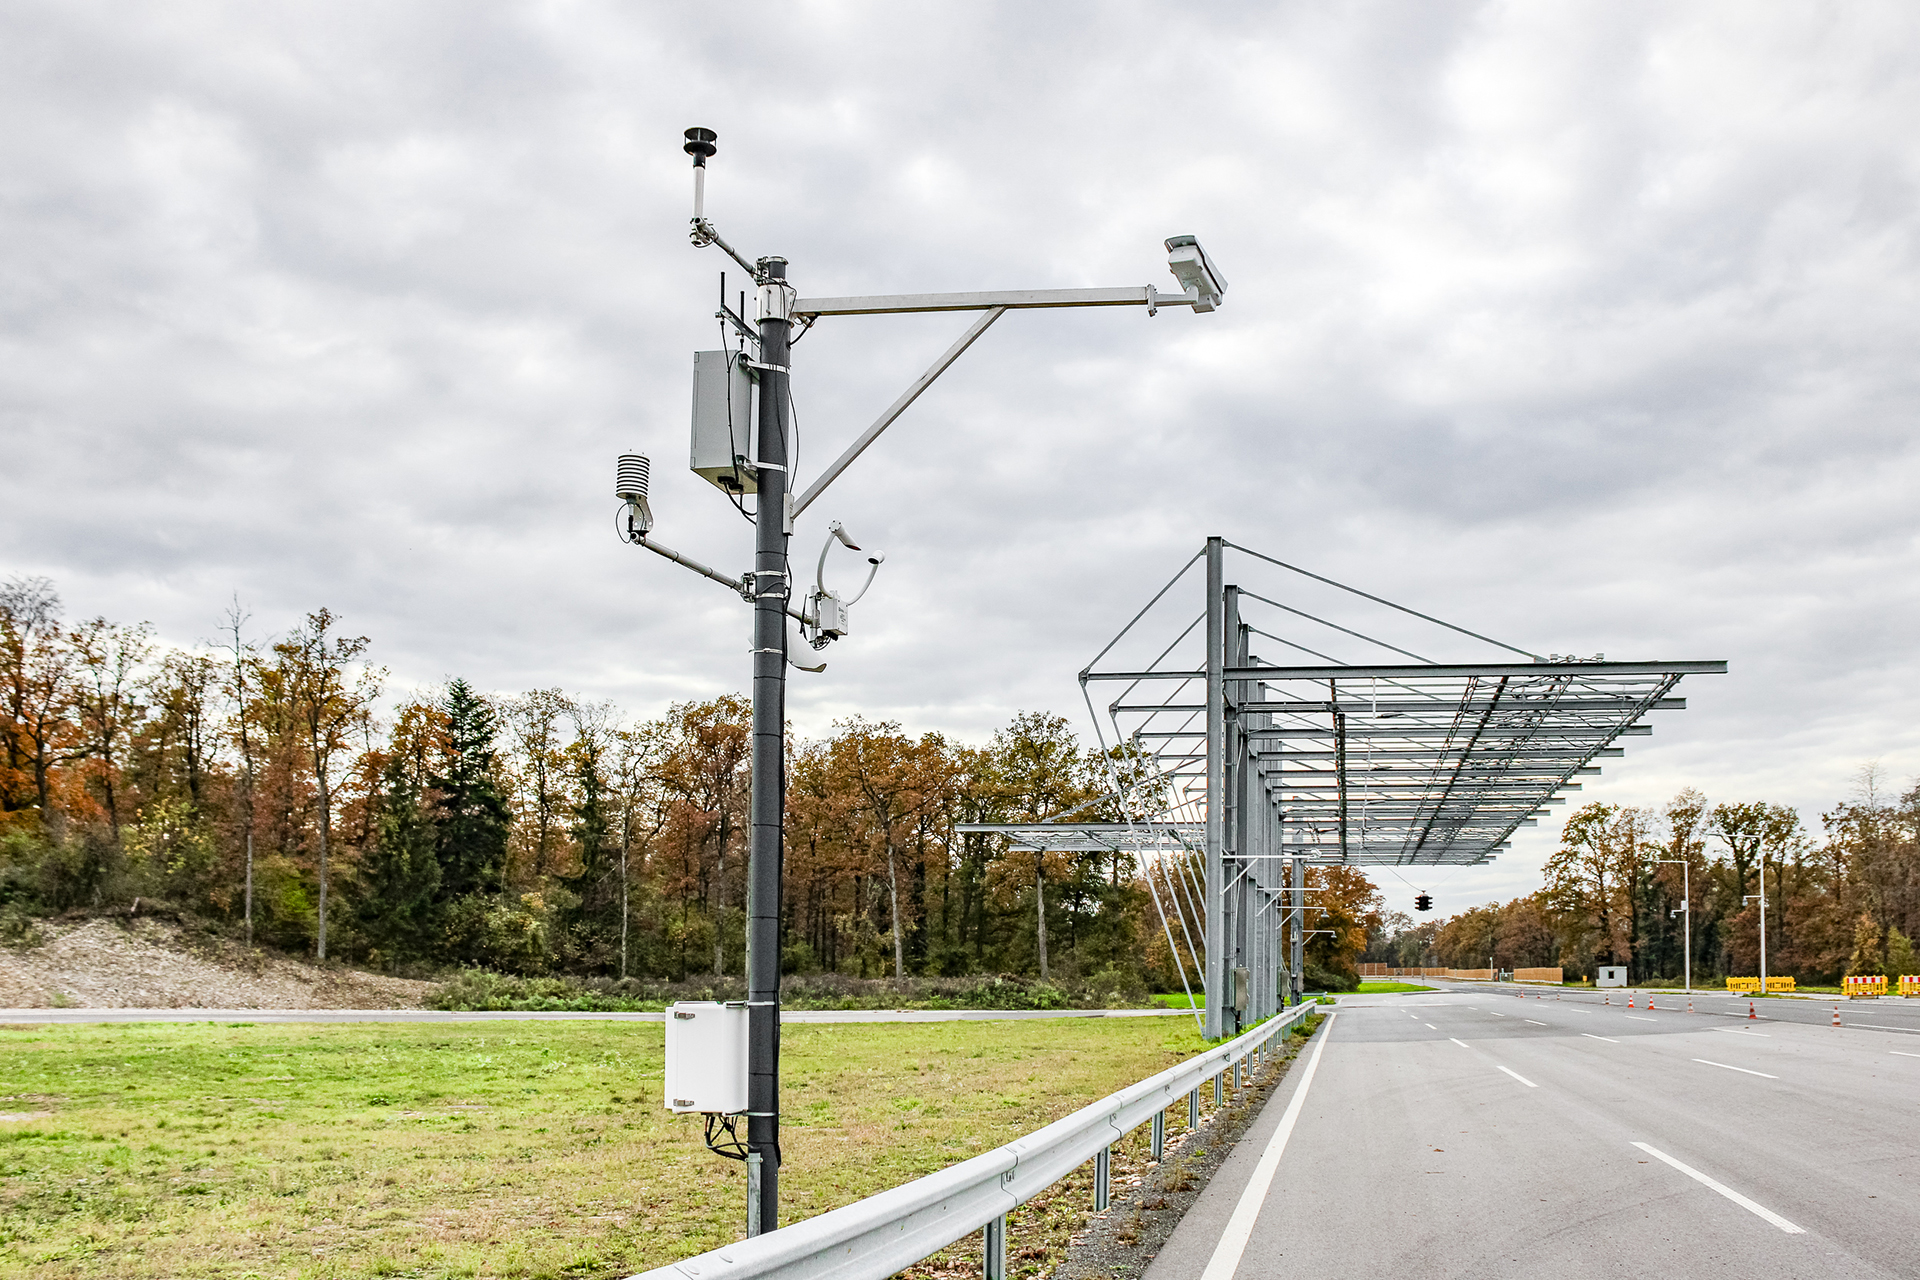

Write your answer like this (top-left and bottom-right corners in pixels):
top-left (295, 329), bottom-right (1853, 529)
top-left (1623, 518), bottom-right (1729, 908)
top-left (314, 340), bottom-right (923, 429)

top-left (1726, 976), bottom-right (1761, 993)
top-left (1765, 976), bottom-right (1796, 993)
top-left (1900, 975), bottom-right (1920, 997)
top-left (1844, 975), bottom-right (1887, 999)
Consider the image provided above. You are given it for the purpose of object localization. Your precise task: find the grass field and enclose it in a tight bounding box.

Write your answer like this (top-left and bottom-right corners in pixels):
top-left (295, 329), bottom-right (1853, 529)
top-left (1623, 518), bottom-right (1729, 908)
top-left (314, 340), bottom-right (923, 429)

top-left (1354, 982), bottom-right (1433, 994)
top-left (0, 1017), bottom-right (1215, 1280)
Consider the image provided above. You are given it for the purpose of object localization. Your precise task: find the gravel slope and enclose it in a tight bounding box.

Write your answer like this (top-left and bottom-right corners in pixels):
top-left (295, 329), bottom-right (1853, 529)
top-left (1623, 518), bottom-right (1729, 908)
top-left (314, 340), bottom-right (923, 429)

top-left (0, 918), bottom-right (432, 1009)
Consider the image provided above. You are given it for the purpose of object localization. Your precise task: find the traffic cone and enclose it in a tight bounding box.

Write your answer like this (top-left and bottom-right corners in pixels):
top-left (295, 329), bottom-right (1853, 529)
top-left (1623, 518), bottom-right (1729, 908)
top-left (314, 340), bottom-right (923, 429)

top-left (1648, 999), bottom-right (1656, 1010)
top-left (1604, 994), bottom-right (1610, 1006)
top-left (1833, 1006), bottom-right (1841, 1028)
top-left (1628, 995), bottom-right (1634, 1009)
top-left (1748, 1002), bottom-right (1757, 1020)
top-left (1688, 1000), bottom-right (1694, 1014)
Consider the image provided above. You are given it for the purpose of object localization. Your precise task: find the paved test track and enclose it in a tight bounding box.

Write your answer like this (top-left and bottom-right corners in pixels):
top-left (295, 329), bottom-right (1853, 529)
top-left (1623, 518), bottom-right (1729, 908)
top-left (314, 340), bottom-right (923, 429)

top-left (1148, 984), bottom-right (1920, 1279)
top-left (0, 1006), bottom-right (1198, 1025)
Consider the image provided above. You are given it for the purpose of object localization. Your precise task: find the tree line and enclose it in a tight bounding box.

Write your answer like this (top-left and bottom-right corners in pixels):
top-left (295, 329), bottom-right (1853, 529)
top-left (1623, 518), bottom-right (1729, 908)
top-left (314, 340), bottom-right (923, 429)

top-left (0, 576), bottom-right (1384, 988)
top-left (1366, 780), bottom-right (1920, 983)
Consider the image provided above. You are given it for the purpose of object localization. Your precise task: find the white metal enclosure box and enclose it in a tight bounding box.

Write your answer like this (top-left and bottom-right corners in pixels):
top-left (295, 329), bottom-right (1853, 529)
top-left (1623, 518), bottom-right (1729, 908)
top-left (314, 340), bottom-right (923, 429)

top-left (689, 349), bottom-right (757, 493)
top-left (663, 1000), bottom-right (749, 1114)
top-left (1596, 966), bottom-right (1628, 987)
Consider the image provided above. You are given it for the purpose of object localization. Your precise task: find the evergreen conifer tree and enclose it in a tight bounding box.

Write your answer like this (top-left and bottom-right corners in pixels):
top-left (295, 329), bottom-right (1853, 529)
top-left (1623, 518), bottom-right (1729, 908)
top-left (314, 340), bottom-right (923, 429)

top-left (432, 679), bottom-right (510, 902)
top-left (356, 755), bottom-right (442, 961)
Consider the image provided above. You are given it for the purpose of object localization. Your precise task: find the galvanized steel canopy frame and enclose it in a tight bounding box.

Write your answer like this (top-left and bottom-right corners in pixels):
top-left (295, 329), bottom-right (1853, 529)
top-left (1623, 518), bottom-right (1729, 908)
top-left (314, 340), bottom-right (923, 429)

top-left (965, 537), bottom-right (1726, 1037)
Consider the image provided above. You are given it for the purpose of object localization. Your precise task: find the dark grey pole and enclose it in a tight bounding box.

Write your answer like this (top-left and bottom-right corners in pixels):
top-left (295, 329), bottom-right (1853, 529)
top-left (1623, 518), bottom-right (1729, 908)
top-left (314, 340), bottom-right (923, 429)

top-left (1203, 536), bottom-right (1226, 1039)
top-left (747, 257), bottom-right (793, 1236)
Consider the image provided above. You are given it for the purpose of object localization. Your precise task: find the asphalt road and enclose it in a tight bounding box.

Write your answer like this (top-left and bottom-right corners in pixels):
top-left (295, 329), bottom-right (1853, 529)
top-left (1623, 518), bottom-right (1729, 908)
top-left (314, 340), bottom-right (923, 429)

top-left (0, 1005), bottom-right (1199, 1025)
top-left (1147, 986), bottom-right (1920, 1280)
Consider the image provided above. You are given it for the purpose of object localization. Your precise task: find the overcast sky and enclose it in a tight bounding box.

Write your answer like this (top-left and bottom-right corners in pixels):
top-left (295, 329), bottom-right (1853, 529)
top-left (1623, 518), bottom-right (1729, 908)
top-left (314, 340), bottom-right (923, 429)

top-left (4, 1), bottom-right (1917, 917)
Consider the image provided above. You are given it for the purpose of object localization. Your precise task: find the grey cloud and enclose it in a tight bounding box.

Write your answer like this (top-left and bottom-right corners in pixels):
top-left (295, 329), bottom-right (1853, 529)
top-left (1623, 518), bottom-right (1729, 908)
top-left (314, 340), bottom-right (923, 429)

top-left (3, 0), bottom-right (1918, 918)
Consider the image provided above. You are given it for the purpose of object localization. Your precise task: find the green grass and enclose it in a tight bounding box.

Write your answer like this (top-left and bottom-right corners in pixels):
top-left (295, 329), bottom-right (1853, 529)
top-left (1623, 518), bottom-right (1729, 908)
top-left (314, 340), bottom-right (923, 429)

top-left (1150, 991), bottom-right (1204, 1009)
top-left (1354, 982), bottom-right (1434, 994)
top-left (0, 1017), bottom-right (1212, 1279)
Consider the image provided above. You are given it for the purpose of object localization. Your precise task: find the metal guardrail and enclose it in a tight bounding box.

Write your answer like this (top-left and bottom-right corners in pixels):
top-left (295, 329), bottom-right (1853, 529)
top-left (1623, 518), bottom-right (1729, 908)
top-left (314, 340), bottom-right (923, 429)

top-left (632, 1000), bottom-right (1321, 1280)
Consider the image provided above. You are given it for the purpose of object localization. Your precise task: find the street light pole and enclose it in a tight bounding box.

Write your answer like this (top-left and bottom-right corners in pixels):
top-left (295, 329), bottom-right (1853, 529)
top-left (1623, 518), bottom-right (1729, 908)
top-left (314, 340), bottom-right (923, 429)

top-left (1657, 858), bottom-right (1690, 993)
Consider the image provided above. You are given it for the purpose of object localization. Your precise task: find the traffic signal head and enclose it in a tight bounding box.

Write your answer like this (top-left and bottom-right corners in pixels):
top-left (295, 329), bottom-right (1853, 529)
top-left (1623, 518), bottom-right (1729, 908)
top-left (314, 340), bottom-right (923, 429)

top-left (1415, 893), bottom-right (1433, 912)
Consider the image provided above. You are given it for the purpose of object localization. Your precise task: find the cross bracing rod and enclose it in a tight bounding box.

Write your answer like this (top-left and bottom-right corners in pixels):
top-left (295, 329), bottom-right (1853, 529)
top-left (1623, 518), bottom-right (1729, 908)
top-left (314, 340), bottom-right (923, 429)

top-left (1109, 697), bottom-right (1685, 714)
top-left (1082, 660), bottom-right (1727, 681)
top-left (1256, 746), bottom-right (1626, 760)
top-left (1146, 725), bottom-right (1655, 739)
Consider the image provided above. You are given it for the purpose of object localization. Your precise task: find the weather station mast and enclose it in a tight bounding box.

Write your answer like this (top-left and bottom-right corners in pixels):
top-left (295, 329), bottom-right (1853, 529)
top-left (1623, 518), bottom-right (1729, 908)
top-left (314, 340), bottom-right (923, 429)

top-left (620, 126), bottom-right (1227, 1237)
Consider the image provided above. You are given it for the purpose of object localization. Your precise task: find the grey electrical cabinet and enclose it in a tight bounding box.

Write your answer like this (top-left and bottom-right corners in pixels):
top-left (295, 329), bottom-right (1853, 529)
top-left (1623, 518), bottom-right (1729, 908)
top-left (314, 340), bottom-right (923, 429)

top-left (690, 349), bottom-right (757, 493)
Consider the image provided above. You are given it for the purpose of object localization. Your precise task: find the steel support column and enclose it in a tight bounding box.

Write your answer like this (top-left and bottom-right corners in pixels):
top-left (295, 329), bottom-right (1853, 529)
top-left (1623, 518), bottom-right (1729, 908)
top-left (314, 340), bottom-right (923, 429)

top-left (1203, 536), bottom-right (1227, 1039)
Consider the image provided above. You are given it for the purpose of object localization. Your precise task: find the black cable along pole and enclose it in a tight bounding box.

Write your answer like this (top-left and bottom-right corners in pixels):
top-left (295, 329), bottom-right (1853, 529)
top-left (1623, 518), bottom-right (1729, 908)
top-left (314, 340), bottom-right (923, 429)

top-left (747, 257), bottom-right (794, 1236)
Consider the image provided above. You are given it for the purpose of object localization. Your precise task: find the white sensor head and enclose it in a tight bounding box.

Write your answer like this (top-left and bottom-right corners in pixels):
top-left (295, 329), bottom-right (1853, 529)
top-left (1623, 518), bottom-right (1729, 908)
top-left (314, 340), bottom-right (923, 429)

top-left (1165, 235), bottom-right (1227, 312)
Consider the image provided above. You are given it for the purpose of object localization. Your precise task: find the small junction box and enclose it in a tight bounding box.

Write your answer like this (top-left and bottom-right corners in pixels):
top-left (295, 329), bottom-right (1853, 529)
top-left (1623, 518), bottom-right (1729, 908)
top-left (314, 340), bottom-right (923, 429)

top-left (664, 1000), bottom-right (748, 1114)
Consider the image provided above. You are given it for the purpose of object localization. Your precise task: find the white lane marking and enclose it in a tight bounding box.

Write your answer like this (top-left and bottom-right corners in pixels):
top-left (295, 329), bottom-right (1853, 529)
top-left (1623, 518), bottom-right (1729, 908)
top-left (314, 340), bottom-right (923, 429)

top-left (1714, 1028), bottom-right (1770, 1038)
top-left (1849, 1024), bottom-right (1920, 1033)
top-left (1497, 1065), bottom-right (1538, 1088)
top-left (1524, 1019), bottom-right (1547, 1025)
top-left (1450, 1038), bottom-right (1469, 1048)
top-left (1490, 1012), bottom-right (1506, 1017)
top-left (1624, 1015), bottom-right (1656, 1022)
top-left (1891, 1050), bottom-right (1920, 1058)
top-left (1197, 1011), bottom-right (1336, 1280)
top-left (1582, 1033), bottom-right (1619, 1043)
top-left (1423, 1023), bottom-right (1437, 1029)
top-left (1632, 1142), bottom-right (1804, 1234)
top-left (1692, 1058), bottom-right (1778, 1079)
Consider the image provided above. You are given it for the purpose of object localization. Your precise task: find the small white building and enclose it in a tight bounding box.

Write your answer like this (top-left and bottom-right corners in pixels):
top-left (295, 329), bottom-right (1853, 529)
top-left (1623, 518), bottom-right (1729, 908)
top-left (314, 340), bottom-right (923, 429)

top-left (1596, 966), bottom-right (1628, 987)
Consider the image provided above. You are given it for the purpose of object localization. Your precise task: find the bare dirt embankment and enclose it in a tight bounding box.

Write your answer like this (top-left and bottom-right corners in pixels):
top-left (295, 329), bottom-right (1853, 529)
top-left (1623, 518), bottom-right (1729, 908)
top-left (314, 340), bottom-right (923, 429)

top-left (0, 918), bottom-right (432, 1009)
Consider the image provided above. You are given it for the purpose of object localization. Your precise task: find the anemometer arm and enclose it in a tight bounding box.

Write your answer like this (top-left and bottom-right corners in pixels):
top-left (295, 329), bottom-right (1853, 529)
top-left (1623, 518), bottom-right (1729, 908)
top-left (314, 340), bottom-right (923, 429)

top-left (633, 534), bottom-right (810, 627)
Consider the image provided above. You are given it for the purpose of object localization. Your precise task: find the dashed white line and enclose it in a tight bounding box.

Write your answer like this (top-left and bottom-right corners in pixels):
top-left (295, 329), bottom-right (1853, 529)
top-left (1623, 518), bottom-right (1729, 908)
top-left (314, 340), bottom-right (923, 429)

top-left (1497, 1065), bottom-right (1538, 1088)
top-left (1490, 1012), bottom-right (1506, 1017)
top-left (1424, 1023), bottom-right (1437, 1029)
top-left (1582, 1033), bottom-right (1619, 1043)
top-left (1713, 1028), bottom-right (1770, 1038)
top-left (1623, 1015), bottom-right (1656, 1022)
top-left (1891, 1050), bottom-right (1920, 1059)
top-left (1692, 1059), bottom-right (1777, 1079)
top-left (1450, 1038), bottom-right (1469, 1048)
top-left (1524, 1019), bottom-right (1547, 1025)
top-left (1632, 1142), bottom-right (1804, 1233)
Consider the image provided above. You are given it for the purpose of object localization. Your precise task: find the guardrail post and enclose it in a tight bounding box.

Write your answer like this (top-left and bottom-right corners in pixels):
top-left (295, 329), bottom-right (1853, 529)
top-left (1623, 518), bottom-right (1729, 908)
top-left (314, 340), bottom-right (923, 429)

top-left (1214, 1072), bottom-right (1223, 1105)
top-left (1189, 1087), bottom-right (1199, 1130)
top-left (1095, 1145), bottom-right (1111, 1211)
top-left (1152, 1109), bottom-right (1165, 1161)
top-left (984, 1213), bottom-right (1006, 1280)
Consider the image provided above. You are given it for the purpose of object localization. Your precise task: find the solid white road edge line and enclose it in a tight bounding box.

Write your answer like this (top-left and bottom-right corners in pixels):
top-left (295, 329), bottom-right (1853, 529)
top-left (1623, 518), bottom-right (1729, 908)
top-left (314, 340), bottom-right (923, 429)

top-left (1497, 1065), bottom-right (1538, 1088)
top-left (1631, 1141), bottom-right (1805, 1234)
top-left (1713, 1028), bottom-right (1769, 1037)
top-left (1582, 1033), bottom-right (1619, 1043)
top-left (1692, 1058), bottom-right (1778, 1079)
top-left (1196, 1011), bottom-right (1336, 1280)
